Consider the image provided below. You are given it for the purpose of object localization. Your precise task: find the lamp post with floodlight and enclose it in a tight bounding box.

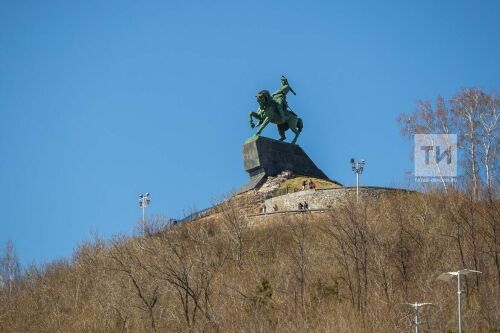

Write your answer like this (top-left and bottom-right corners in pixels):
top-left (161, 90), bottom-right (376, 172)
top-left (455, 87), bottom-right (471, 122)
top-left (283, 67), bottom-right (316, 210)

top-left (350, 158), bottom-right (365, 202)
top-left (438, 269), bottom-right (482, 333)
top-left (138, 193), bottom-right (150, 235)
top-left (399, 302), bottom-right (434, 333)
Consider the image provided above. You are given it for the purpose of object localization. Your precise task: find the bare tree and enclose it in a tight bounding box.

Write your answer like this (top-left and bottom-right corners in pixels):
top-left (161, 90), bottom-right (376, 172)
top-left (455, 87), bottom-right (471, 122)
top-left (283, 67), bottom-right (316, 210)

top-left (0, 240), bottom-right (21, 297)
top-left (287, 217), bottom-right (309, 318)
top-left (321, 198), bottom-right (370, 313)
top-left (107, 239), bottom-right (159, 333)
top-left (221, 201), bottom-right (248, 268)
top-left (398, 88), bottom-right (499, 197)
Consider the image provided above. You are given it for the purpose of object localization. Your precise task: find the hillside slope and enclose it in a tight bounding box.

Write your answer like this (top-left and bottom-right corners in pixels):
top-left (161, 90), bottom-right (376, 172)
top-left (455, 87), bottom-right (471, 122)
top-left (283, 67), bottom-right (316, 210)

top-left (0, 190), bottom-right (499, 332)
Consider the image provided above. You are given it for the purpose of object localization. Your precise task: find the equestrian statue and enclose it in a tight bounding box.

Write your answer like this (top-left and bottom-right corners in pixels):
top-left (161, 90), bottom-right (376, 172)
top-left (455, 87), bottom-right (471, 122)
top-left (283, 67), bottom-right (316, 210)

top-left (249, 75), bottom-right (303, 144)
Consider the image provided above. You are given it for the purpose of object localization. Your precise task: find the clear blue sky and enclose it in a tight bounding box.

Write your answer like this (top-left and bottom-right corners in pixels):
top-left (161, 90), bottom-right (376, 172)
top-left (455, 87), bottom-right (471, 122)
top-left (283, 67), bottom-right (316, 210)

top-left (1, 0), bottom-right (499, 266)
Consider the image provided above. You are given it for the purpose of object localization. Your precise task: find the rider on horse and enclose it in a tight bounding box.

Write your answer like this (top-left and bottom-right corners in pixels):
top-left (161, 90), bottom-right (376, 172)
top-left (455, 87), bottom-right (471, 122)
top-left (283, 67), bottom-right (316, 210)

top-left (248, 75), bottom-right (303, 144)
top-left (272, 75), bottom-right (296, 123)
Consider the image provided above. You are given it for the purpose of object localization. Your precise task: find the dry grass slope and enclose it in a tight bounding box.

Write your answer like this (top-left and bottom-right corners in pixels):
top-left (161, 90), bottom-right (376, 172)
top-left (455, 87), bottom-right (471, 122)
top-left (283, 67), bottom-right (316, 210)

top-left (279, 176), bottom-right (342, 191)
top-left (0, 190), bottom-right (499, 332)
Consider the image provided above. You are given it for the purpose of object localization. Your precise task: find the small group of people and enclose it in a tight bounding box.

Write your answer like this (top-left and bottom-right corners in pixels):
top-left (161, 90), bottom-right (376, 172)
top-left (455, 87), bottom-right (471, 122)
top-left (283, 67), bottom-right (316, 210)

top-left (298, 201), bottom-right (309, 211)
top-left (301, 179), bottom-right (316, 191)
top-left (260, 203), bottom-right (279, 213)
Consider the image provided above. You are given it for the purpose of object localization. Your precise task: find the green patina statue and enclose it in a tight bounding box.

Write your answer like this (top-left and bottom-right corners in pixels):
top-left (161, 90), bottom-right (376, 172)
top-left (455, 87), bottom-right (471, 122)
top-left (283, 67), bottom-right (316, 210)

top-left (249, 76), bottom-right (303, 144)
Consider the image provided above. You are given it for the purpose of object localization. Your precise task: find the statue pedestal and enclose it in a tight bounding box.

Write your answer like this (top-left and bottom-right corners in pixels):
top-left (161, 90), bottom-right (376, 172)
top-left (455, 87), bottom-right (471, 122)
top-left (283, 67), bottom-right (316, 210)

top-left (239, 136), bottom-right (332, 193)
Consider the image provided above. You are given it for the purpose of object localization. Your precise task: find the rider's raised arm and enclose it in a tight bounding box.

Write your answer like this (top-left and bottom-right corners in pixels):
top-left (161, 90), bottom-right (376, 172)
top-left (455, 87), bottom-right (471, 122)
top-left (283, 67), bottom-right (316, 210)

top-left (272, 84), bottom-right (290, 97)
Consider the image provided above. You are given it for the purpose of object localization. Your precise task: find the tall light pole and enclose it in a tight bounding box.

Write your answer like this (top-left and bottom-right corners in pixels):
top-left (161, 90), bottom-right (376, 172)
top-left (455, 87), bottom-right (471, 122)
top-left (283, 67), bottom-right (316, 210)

top-left (138, 193), bottom-right (150, 235)
top-left (399, 302), bottom-right (433, 333)
top-left (438, 269), bottom-right (482, 333)
top-left (350, 158), bottom-right (365, 202)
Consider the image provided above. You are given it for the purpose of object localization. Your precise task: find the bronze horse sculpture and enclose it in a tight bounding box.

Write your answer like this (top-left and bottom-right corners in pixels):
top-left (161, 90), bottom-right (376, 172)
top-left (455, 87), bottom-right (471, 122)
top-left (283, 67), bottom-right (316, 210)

top-left (249, 90), bottom-right (303, 144)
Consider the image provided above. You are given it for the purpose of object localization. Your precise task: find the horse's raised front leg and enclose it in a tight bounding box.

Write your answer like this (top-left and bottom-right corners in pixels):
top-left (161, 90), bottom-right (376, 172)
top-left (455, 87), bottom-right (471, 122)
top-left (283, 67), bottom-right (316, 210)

top-left (249, 111), bottom-right (258, 128)
top-left (255, 117), bottom-right (270, 136)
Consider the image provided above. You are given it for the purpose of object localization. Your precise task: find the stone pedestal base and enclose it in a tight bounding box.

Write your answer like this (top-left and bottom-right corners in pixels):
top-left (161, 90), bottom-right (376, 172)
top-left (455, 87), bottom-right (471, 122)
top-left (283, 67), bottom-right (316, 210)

top-left (239, 136), bottom-right (333, 192)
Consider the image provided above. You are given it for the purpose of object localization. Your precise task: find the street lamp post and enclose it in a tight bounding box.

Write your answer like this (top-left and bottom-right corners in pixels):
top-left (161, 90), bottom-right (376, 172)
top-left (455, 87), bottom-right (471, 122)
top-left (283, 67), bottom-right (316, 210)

top-left (138, 193), bottom-right (150, 235)
top-left (350, 158), bottom-right (365, 202)
top-left (438, 269), bottom-right (482, 333)
top-left (399, 302), bottom-right (433, 333)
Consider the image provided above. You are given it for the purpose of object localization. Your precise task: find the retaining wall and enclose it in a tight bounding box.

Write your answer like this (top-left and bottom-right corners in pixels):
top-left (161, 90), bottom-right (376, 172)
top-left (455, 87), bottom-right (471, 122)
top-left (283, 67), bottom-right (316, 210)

top-left (264, 186), bottom-right (407, 212)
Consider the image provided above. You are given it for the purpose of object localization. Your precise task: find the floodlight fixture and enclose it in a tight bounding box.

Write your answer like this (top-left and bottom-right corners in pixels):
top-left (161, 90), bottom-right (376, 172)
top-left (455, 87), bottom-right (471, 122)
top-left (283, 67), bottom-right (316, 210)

top-left (139, 193), bottom-right (150, 208)
top-left (438, 269), bottom-right (482, 333)
top-left (399, 302), bottom-right (434, 333)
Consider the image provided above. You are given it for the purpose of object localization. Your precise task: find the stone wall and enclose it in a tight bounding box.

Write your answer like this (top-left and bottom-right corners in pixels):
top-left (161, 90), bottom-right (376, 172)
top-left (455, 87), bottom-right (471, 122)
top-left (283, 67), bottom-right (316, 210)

top-left (263, 186), bottom-right (407, 212)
